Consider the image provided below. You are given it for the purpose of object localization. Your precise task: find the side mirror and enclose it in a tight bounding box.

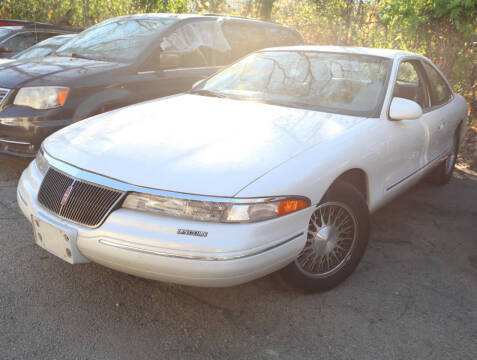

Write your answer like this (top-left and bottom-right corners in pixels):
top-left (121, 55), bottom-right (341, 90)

top-left (389, 97), bottom-right (423, 120)
top-left (159, 52), bottom-right (181, 69)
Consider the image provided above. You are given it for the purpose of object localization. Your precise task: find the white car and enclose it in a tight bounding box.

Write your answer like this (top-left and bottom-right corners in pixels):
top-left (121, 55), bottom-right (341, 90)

top-left (17, 46), bottom-right (468, 292)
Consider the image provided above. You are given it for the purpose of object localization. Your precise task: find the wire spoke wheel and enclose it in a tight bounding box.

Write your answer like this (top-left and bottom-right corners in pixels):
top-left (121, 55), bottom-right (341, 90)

top-left (295, 201), bottom-right (358, 278)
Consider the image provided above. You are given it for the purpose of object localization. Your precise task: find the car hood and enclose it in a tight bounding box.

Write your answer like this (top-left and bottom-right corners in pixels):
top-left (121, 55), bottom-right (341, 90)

top-left (44, 94), bottom-right (364, 197)
top-left (0, 56), bottom-right (126, 88)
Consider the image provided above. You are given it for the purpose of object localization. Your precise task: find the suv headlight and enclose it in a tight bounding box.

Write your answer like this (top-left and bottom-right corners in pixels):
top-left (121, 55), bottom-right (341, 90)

top-left (35, 148), bottom-right (48, 176)
top-left (122, 193), bottom-right (310, 223)
top-left (14, 87), bottom-right (69, 109)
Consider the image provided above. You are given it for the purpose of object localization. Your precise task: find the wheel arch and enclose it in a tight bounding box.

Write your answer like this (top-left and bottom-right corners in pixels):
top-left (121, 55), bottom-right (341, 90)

top-left (72, 88), bottom-right (132, 121)
top-left (325, 168), bottom-right (369, 204)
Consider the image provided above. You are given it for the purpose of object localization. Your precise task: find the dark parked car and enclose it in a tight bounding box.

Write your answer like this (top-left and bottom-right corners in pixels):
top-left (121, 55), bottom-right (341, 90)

top-left (0, 34), bottom-right (76, 66)
top-left (0, 19), bottom-right (41, 27)
top-left (0, 22), bottom-right (78, 58)
top-left (14, 34), bottom-right (76, 60)
top-left (0, 14), bottom-right (304, 156)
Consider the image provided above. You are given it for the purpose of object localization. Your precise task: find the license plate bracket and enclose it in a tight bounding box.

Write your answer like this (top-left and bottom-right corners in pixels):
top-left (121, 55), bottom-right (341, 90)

top-left (32, 214), bottom-right (88, 264)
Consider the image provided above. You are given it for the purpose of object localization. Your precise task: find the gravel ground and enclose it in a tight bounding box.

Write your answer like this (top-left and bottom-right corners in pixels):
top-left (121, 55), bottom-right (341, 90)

top-left (1, 154), bottom-right (476, 360)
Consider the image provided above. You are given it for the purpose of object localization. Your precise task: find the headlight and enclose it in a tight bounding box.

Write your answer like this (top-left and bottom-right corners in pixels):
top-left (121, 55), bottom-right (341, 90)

top-left (122, 193), bottom-right (310, 223)
top-left (14, 87), bottom-right (69, 109)
top-left (35, 148), bottom-right (48, 176)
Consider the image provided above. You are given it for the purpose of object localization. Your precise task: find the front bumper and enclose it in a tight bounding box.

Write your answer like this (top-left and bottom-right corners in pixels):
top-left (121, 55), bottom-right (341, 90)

top-left (17, 161), bottom-right (311, 287)
top-left (0, 105), bottom-right (73, 157)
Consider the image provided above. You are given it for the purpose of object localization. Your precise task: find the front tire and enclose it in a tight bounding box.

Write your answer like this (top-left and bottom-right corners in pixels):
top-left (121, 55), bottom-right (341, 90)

top-left (280, 181), bottom-right (370, 292)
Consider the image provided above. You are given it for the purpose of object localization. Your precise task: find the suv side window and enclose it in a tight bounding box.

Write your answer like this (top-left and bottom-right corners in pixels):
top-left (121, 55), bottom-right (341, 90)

top-left (222, 21), bottom-right (267, 62)
top-left (160, 20), bottom-right (230, 68)
top-left (37, 32), bottom-right (60, 42)
top-left (394, 60), bottom-right (430, 109)
top-left (266, 26), bottom-right (303, 47)
top-left (3, 32), bottom-right (37, 51)
top-left (422, 61), bottom-right (452, 106)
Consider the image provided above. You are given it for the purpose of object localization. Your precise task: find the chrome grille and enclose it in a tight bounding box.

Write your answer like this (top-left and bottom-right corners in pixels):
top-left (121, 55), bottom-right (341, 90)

top-left (0, 87), bottom-right (10, 106)
top-left (38, 168), bottom-right (124, 228)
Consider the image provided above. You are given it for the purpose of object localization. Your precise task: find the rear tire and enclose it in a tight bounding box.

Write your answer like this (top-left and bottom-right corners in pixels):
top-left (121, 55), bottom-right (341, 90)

top-left (280, 181), bottom-right (370, 293)
top-left (427, 134), bottom-right (459, 186)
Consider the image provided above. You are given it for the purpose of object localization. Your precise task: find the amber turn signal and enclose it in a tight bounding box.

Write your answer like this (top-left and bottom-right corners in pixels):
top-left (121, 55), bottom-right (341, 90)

top-left (56, 88), bottom-right (69, 106)
top-left (277, 199), bottom-right (309, 216)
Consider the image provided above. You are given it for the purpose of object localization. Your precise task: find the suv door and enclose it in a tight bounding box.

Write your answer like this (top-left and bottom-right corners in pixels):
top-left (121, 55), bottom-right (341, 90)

top-left (420, 60), bottom-right (455, 160)
top-left (221, 20), bottom-right (268, 62)
top-left (133, 19), bottom-right (225, 101)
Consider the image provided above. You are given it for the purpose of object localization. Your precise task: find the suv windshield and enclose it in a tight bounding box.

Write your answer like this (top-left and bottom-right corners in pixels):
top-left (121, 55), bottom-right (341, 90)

top-left (56, 17), bottom-right (177, 63)
top-left (197, 51), bottom-right (391, 117)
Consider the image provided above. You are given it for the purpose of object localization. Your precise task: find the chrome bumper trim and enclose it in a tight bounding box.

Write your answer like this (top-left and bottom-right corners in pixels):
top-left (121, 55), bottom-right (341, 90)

top-left (98, 232), bottom-right (304, 261)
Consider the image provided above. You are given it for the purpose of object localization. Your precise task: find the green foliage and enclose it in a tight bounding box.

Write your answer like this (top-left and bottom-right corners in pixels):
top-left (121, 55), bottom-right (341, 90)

top-left (0, 0), bottom-right (189, 26)
top-left (0, 0), bottom-right (475, 121)
top-left (190, 0), bottom-right (228, 12)
top-left (273, 0), bottom-right (476, 122)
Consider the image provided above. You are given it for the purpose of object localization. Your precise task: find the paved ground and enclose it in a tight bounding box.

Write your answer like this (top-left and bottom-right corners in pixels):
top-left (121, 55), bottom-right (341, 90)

top-left (1, 154), bottom-right (476, 360)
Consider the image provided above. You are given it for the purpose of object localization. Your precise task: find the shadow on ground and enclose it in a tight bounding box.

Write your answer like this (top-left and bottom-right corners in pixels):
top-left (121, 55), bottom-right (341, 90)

top-left (1, 154), bottom-right (476, 359)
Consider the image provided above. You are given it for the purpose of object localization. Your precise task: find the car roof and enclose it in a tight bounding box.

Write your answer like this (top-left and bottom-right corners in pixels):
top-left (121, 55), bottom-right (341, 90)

top-left (260, 45), bottom-right (422, 59)
top-left (0, 21), bottom-right (81, 32)
top-left (0, 26), bottom-right (23, 31)
top-left (108, 13), bottom-right (294, 28)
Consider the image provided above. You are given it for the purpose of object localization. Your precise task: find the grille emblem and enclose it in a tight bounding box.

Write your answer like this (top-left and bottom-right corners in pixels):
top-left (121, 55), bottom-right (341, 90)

top-left (61, 183), bottom-right (74, 206)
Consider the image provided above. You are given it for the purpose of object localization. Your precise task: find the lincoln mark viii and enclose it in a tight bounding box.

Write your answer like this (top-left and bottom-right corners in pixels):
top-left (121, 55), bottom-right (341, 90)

top-left (17, 46), bottom-right (468, 291)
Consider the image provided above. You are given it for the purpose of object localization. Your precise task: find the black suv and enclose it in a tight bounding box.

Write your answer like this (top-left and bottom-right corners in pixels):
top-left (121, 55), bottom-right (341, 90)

top-left (0, 14), bottom-right (304, 157)
top-left (0, 22), bottom-right (79, 58)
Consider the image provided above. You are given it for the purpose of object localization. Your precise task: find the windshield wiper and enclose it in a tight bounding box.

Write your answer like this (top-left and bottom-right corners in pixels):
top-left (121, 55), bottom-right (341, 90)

top-left (57, 52), bottom-right (99, 61)
top-left (189, 89), bottom-right (228, 99)
top-left (71, 53), bottom-right (99, 60)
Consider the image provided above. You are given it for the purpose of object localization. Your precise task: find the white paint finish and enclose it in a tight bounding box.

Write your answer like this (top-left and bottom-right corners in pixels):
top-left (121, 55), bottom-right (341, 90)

top-left (389, 97), bottom-right (423, 120)
top-left (17, 161), bottom-right (308, 286)
top-left (18, 47), bottom-right (469, 286)
top-left (43, 94), bottom-right (364, 197)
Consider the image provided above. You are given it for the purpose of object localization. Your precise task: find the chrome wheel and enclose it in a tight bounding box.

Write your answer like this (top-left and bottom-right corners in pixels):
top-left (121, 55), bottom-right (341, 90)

top-left (295, 201), bottom-right (358, 278)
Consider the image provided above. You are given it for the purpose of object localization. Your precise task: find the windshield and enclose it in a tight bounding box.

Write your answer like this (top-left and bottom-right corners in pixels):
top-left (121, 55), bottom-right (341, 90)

top-left (198, 51), bottom-right (391, 117)
top-left (56, 17), bottom-right (177, 63)
top-left (14, 36), bottom-right (73, 60)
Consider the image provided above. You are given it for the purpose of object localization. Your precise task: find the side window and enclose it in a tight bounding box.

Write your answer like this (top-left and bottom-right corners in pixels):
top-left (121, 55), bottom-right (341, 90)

top-left (422, 61), bottom-right (452, 106)
top-left (37, 32), bottom-right (59, 42)
top-left (222, 21), bottom-right (267, 62)
top-left (160, 20), bottom-right (230, 68)
top-left (266, 26), bottom-right (303, 47)
top-left (3, 32), bottom-right (37, 52)
top-left (394, 61), bottom-right (429, 109)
